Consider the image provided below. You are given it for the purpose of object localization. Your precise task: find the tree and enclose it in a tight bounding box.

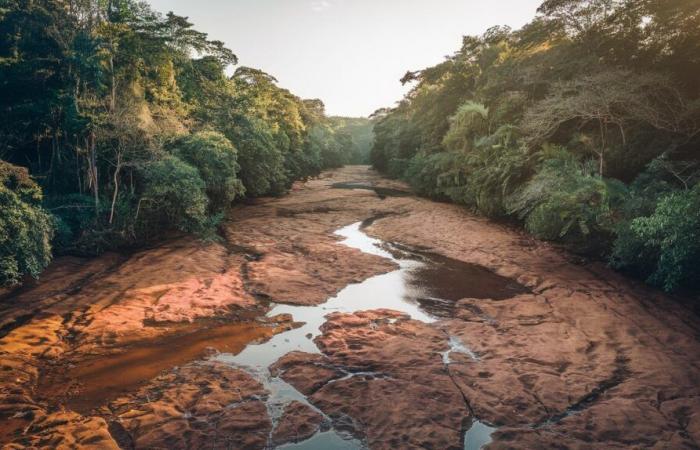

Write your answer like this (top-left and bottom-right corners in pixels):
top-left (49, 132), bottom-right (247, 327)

top-left (508, 147), bottom-right (627, 253)
top-left (170, 131), bottom-right (245, 213)
top-left (229, 117), bottom-right (288, 197)
top-left (442, 102), bottom-right (490, 152)
top-left (0, 161), bottom-right (53, 287)
top-left (522, 70), bottom-right (698, 176)
top-left (612, 184), bottom-right (700, 291)
top-left (137, 155), bottom-right (209, 235)
top-left (0, 0), bottom-right (350, 287)
top-left (369, 0), bottom-right (700, 292)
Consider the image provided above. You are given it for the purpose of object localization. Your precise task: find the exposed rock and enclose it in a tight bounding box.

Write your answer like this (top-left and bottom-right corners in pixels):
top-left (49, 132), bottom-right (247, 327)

top-left (71, 243), bottom-right (258, 351)
top-left (38, 318), bottom-right (297, 415)
top-left (0, 316), bottom-right (67, 444)
top-left (270, 352), bottom-right (344, 396)
top-left (271, 401), bottom-right (324, 446)
top-left (223, 208), bottom-right (397, 306)
top-left (2, 166), bottom-right (700, 449)
top-left (109, 362), bottom-right (271, 450)
top-left (4, 411), bottom-right (119, 450)
top-left (369, 190), bottom-right (700, 449)
top-left (275, 310), bottom-right (471, 450)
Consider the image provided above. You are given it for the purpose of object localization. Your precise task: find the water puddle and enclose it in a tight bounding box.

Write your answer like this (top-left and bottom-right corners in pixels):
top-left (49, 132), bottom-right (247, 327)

top-left (331, 182), bottom-right (412, 199)
top-left (39, 320), bottom-right (291, 414)
top-left (464, 421), bottom-right (496, 450)
top-left (277, 431), bottom-right (364, 450)
top-left (442, 335), bottom-right (480, 364)
top-left (215, 221), bottom-right (528, 449)
top-left (406, 251), bottom-right (528, 317)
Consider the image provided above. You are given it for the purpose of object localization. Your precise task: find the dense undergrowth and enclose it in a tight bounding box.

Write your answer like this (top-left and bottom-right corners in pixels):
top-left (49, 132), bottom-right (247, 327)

top-left (370, 0), bottom-right (700, 293)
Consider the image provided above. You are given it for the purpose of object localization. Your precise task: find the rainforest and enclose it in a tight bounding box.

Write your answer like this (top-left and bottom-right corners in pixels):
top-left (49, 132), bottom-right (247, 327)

top-left (1, 1), bottom-right (699, 449)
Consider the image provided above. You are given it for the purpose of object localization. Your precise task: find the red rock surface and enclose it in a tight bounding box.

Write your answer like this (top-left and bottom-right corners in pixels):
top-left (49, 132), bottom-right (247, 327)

top-left (368, 184), bottom-right (700, 448)
top-left (271, 401), bottom-right (324, 446)
top-left (3, 411), bottom-right (120, 450)
top-left (107, 362), bottom-right (271, 450)
top-left (1, 166), bottom-right (699, 449)
top-left (274, 310), bottom-right (471, 450)
top-left (0, 167), bottom-right (401, 447)
top-left (270, 352), bottom-right (344, 396)
top-left (222, 195), bottom-right (397, 306)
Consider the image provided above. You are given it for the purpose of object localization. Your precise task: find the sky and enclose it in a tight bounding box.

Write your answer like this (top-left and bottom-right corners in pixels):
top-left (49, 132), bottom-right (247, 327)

top-left (148, 0), bottom-right (543, 117)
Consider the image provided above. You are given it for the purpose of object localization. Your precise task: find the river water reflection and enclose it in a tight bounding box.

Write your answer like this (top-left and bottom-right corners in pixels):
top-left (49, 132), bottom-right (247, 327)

top-left (217, 221), bottom-right (525, 449)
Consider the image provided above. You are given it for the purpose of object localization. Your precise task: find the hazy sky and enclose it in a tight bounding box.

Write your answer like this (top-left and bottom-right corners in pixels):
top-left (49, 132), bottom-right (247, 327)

top-left (148, 0), bottom-right (543, 117)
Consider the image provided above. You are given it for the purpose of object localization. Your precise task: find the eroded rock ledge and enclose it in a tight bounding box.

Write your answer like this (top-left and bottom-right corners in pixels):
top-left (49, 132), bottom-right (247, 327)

top-left (271, 310), bottom-right (471, 450)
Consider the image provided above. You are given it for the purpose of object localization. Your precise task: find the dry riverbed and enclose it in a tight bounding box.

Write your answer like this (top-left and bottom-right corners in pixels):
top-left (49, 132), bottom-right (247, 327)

top-left (1, 166), bottom-right (699, 449)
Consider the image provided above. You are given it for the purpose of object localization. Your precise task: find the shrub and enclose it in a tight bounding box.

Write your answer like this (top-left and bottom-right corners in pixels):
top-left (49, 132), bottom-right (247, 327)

top-left (442, 101), bottom-right (489, 152)
top-left (46, 194), bottom-right (112, 255)
top-left (307, 125), bottom-right (346, 171)
top-left (508, 147), bottom-right (628, 253)
top-left (405, 152), bottom-right (455, 199)
top-left (444, 126), bottom-right (531, 217)
top-left (387, 157), bottom-right (411, 179)
top-left (286, 143), bottom-right (322, 181)
top-left (229, 117), bottom-right (288, 197)
top-left (611, 184), bottom-right (700, 292)
top-left (171, 131), bottom-right (245, 213)
top-left (405, 126), bottom-right (532, 217)
top-left (137, 155), bottom-right (210, 236)
top-left (0, 161), bottom-right (53, 286)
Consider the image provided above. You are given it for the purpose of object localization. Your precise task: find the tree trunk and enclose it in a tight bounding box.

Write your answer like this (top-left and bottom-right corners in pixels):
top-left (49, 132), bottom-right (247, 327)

top-left (109, 152), bottom-right (122, 225)
top-left (598, 119), bottom-right (607, 177)
top-left (88, 132), bottom-right (99, 216)
top-left (110, 55), bottom-right (116, 113)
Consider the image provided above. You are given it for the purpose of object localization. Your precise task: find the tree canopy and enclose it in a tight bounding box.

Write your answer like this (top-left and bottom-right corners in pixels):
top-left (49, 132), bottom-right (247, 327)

top-left (370, 0), bottom-right (700, 292)
top-left (0, 0), bottom-right (360, 286)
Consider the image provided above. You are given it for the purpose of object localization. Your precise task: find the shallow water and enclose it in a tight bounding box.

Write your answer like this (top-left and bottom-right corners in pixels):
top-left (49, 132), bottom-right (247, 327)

top-left (330, 182), bottom-right (412, 199)
top-left (278, 431), bottom-right (364, 450)
top-left (464, 421), bottom-right (497, 450)
top-left (216, 222), bottom-right (524, 449)
top-left (442, 335), bottom-right (480, 364)
top-left (40, 321), bottom-right (282, 414)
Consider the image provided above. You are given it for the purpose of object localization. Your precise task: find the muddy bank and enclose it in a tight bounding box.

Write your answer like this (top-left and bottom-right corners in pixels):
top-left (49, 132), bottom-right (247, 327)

top-left (1, 166), bottom-right (699, 449)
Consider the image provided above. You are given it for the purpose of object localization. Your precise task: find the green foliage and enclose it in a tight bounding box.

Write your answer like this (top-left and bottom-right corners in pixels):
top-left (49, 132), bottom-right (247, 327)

top-left (309, 124), bottom-right (347, 170)
top-left (229, 117), bottom-right (288, 197)
top-left (45, 194), bottom-right (113, 255)
top-left (451, 131), bottom-right (533, 217)
top-left (371, 106), bottom-right (420, 174)
top-left (138, 155), bottom-right (209, 236)
top-left (0, 161), bottom-right (53, 286)
top-left (0, 0), bottom-right (357, 286)
top-left (170, 131), bottom-right (245, 212)
top-left (509, 148), bottom-right (628, 253)
top-left (612, 185), bottom-right (700, 292)
top-left (405, 152), bottom-right (456, 199)
top-left (329, 117), bottom-right (374, 164)
top-left (370, 0), bottom-right (700, 291)
top-left (405, 125), bottom-right (532, 217)
top-left (442, 102), bottom-right (490, 152)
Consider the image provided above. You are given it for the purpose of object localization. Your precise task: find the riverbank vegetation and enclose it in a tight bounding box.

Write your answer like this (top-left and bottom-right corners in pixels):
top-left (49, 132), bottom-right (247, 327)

top-left (0, 0), bottom-right (366, 287)
top-left (370, 0), bottom-right (700, 292)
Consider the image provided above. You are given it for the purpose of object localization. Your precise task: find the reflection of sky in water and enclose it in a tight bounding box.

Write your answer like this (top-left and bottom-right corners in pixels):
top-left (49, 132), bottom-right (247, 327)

top-left (464, 421), bottom-right (496, 450)
top-left (277, 431), bottom-right (364, 450)
top-left (221, 222), bottom-right (436, 370)
top-left (216, 222), bottom-right (496, 449)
